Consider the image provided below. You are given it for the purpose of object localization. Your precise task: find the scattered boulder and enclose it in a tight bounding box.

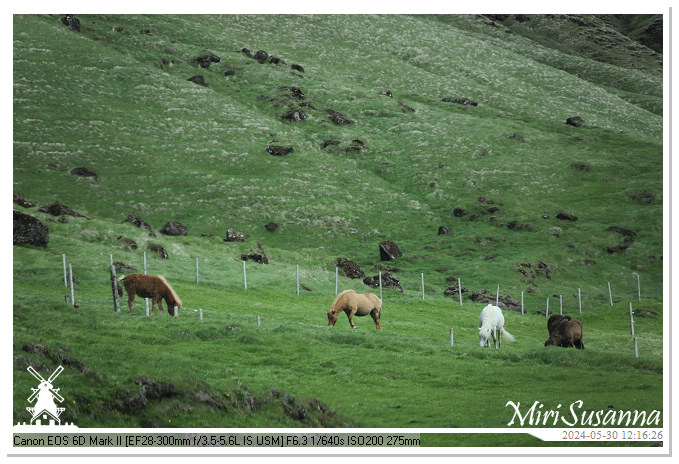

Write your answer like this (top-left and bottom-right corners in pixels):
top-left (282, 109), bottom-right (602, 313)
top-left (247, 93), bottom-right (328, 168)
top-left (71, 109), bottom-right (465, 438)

top-left (607, 226), bottom-right (636, 240)
top-left (253, 50), bottom-right (269, 63)
top-left (13, 194), bottom-right (34, 208)
top-left (444, 283), bottom-right (468, 298)
top-left (282, 109), bottom-right (306, 122)
top-left (267, 143), bottom-right (293, 156)
top-left (241, 243), bottom-right (269, 264)
top-left (334, 258), bottom-right (366, 280)
top-left (195, 53), bottom-right (221, 68)
top-left (443, 97), bottom-right (478, 106)
top-left (453, 207), bottom-right (467, 217)
top-left (13, 209), bottom-right (49, 247)
top-left (517, 262), bottom-right (553, 281)
top-left (556, 212), bottom-right (578, 221)
top-left (116, 236), bottom-right (138, 250)
top-left (264, 222), bottom-right (278, 232)
top-left (60, 15), bottom-right (80, 32)
top-left (566, 116), bottom-right (584, 127)
top-left (322, 140), bottom-right (341, 149)
top-left (38, 201), bottom-right (87, 218)
top-left (123, 214), bottom-right (154, 235)
top-left (187, 75), bottom-right (207, 86)
top-left (469, 289), bottom-right (523, 312)
top-left (345, 139), bottom-right (365, 153)
top-left (148, 244), bottom-right (168, 259)
top-left (291, 64), bottom-right (305, 73)
top-left (379, 240), bottom-right (402, 261)
top-left (160, 221), bottom-right (188, 236)
top-left (224, 228), bottom-right (245, 242)
top-left (438, 225), bottom-right (452, 235)
top-left (70, 167), bottom-right (98, 182)
top-left (363, 272), bottom-right (403, 292)
top-left (113, 262), bottom-right (137, 273)
top-left (326, 109), bottom-right (353, 125)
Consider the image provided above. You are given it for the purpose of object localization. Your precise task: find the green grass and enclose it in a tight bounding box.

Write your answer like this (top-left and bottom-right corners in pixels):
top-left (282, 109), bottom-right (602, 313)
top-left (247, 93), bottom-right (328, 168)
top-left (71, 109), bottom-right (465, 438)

top-left (13, 13), bottom-right (664, 447)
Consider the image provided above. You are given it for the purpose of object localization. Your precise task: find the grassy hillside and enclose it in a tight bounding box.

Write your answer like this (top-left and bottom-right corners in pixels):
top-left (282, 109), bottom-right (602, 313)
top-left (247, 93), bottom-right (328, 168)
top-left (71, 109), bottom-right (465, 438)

top-left (12, 14), bottom-right (664, 445)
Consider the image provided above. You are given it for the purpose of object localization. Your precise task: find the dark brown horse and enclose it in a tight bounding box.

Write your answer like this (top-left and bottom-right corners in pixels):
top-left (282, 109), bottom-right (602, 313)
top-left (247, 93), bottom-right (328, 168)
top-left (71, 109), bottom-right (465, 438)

top-left (119, 273), bottom-right (182, 316)
top-left (545, 318), bottom-right (584, 349)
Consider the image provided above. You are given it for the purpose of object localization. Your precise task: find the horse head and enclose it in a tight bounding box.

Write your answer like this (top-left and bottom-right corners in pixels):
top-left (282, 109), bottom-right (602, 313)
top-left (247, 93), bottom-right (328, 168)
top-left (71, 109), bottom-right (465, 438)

top-left (327, 308), bottom-right (338, 326)
top-left (479, 326), bottom-right (491, 346)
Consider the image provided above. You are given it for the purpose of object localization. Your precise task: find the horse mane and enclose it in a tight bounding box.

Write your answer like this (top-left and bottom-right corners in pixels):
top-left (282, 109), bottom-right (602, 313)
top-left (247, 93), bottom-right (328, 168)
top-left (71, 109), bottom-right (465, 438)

top-left (157, 275), bottom-right (182, 307)
top-left (329, 290), bottom-right (354, 312)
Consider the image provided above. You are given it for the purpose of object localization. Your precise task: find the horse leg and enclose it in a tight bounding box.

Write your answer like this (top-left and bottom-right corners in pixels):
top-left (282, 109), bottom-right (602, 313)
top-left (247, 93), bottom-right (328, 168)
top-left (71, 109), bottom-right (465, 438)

top-left (497, 329), bottom-right (502, 348)
top-left (371, 309), bottom-right (381, 330)
top-left (347, 308), bottom-right (358, 328)
top-left (127, 294), bottom-right (135, 315)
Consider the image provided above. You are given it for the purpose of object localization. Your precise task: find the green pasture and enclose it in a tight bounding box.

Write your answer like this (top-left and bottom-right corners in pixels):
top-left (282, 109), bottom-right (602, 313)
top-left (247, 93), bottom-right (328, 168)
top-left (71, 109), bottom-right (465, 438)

top-left (13, 13), bottom-right (664, 447)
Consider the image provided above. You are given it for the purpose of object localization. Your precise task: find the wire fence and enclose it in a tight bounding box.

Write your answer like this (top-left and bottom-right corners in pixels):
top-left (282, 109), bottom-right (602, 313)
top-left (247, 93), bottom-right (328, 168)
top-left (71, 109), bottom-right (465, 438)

top-left (13, 250), bottom-right (663, 318)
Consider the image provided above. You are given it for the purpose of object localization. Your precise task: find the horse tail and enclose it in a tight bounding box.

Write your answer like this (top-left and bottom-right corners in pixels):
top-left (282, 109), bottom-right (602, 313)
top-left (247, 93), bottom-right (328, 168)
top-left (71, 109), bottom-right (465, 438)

top-left (501, 328), bottom-right (515, 342)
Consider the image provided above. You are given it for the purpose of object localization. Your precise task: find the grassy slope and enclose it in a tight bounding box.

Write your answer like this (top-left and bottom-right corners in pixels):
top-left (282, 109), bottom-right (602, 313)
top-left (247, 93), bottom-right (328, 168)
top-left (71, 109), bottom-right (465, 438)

top-left (13, 14), bottom-right (663, 440)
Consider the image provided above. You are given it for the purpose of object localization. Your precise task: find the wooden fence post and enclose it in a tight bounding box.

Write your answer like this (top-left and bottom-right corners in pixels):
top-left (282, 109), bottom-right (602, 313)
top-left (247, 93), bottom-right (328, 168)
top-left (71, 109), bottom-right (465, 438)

top-left (458, 278), bottom-right (463, 306)
top-left (68, 263), bottom-right (75, 307)
top-left (243, 261), bottom-right (248, 290)
top-left (450, 328), bottom-right (454, 347)
top-left (608, 282), bottom-right (613, 306)
top-left (578, 288), bottom-right (582, 314)
top-left (62, 254), bottom-right (68, 287)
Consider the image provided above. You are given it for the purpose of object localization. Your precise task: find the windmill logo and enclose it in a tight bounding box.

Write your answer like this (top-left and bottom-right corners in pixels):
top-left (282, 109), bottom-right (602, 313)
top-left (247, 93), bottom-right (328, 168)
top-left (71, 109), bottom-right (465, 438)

top-left (15, 365), bottom-right (77, 429)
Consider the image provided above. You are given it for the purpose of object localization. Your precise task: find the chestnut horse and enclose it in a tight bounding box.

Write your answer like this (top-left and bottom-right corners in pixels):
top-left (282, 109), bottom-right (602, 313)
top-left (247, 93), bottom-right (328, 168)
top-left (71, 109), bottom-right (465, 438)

top-left (327, 289), bottom-right (382, 330)
top-left (119, 273), bottom-right (182, 316)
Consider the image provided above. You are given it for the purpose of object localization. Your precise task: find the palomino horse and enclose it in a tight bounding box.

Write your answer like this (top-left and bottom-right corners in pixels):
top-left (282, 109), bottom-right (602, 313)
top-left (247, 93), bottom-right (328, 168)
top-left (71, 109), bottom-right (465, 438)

top-left (327, 289), bottom-right (382, 330)
top-left (478, 304), bottom-right (514, 348)
top-left (119, 273), bottom-right (182, 316)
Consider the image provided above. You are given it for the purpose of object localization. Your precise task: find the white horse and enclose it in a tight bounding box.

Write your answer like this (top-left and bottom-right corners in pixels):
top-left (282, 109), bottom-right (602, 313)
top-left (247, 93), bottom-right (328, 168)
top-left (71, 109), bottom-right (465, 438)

top-left (478, 304), bottom-right (514, 348)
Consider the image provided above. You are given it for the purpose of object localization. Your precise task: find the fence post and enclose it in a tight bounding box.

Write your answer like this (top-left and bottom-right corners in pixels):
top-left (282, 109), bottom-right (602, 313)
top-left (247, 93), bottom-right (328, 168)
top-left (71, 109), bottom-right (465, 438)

top-left (62, 254), bottom-right (67, 287)
top-left (458, 278), bottom-right (463, 306)
top-left (296, 264), bottom-right (300, 296)
top-left (421, 273), bottom-right (425, 300)
top-left (379, 272), bottom-right (383, 300)
top-left (496, 284), bottom-right (499, 306)
top-left (521, 292), bottom-right (524, 315)
top-left (578, 288), bottom-right (582, 314)
top-left (608, 282), bottom-right (613, 306)
top-left (173, 306), bottom-right (178, 318)
top-left (629, 302), bottom-right (635, 337)
top-left (450, 328), bottom-right (454, 347)
top-left (335, 267), bottom-right (338, 296)
top-left (636, 273), bottom-right (641, 302)
top-left (110, 264), bottom-right (120, 313)
top-left (546, 297), bottom-right (549, 318)
top-left (199, 308), bottom-right (203, 321)
top-left (195, 257), bottom-right (199, 285)
top-left (143, 252), bottom-right (149, 315)
top-left (257, 315), bottom-right (261, 326)
top-left (560, 295), bottom-right (563, 316)
top-left (243, 261), bottom-right (248, 290)
top-left (68, 264), bottom-right (75, 307)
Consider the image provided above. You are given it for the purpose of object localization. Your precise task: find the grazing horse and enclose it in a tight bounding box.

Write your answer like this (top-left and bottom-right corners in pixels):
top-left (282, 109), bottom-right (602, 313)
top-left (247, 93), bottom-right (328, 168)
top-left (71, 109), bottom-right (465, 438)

top-left (119, 273), bottom-right (182, 316)
top-left (547, 314), bottom-right (572, 336)
top-left (478, 304), bottom-right (515, 348)
top-left (327, 289), bottom-right (382, 330)
top-left (545, 318), bottom-right (584, 349)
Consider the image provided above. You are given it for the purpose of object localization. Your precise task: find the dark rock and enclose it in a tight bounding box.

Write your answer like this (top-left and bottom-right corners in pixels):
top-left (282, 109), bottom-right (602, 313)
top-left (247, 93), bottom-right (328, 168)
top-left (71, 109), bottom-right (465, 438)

top-left (334, 258), bottom-right (366, 280)
top-left (39, 201), bottom-right (86, 218)
top-left (607, 226), bottom-right (636, 239)
top-left (326, 109), bottom-right (353, 125)
top-left (453, 207), bottom-right (467, 217)
top-left (241, 243), bottom-right (268, 264)
top-left (269, 56), bottom-right (282, 64)
top-left (507, 220), bottom-right (532, 231)
top-left (187, 75), bottom-right (207, 86)
top-left (148, 244), bottom-right (168, 259)
top-left (195, 53), bottom-right (220, 68)
top-left (444, 283), bottom-right (468, 298)
top-left (224, 69), bottom-right (235, 76)
top-left (241, 48), bottom-right (253, 58)
top-left (381, 90), bottom-right (393, 97)
top-left (438, 226), bottom-right (452, 235)
top-left (442, 97), bottom-right (478, 106)
top-left (363, 272), bottom-right (403, 292)
top-left (345, 139), bottom-right (365, 153)
top-left (135, 377), bottom-right (179, 399)
top-left (253, 50), bottom-right (269, 63)
top-left (13, 194), bottom-right (34, 208)
top-left (556, 212), bottom-right (578, 221)
top-left (224, 228), bottom-right (245, 242)
top-left (113, 262), bottom-right (137, 273)
top-left (267, 144), bottom-right (293, 156)
top-left (281, 86), bottom-right (305, 100)
top-left (160, 221), bottom-right (188, 236)
top-left (265, 222), bottom-right (278, 232)
top-left (607, 243), bottom-right (630, 253)
top-left (517, 262), bottom-right (552, 280)
top-left (379, 240), bottom-right (403, 261)
top-left (194, 390), bottom-right (227, 411)
top-left (469, 289), bottom-right (523, 312)
top-left (70, 167), bottom-right (98, 181)
top-left (116, 236), bottom-right (138, 250)
top-left (398, 100), bottom-right (415, 113)
top-left (291, 64), bottom-right (305, 73)
top-left (23, 343), bottom-right (56, 362)
top-left (60, 15), bottom-right (81, 32)
top-left (322, 140), bottom-right (341, 149)
top-left (282, 109), bottom-right (306, 122)
top-left (571, 162), bottom-right (592, 171)
top-left (123, 214), bottom-right (154, 235)
top-left (566, 116), bottom-right (584, 127)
